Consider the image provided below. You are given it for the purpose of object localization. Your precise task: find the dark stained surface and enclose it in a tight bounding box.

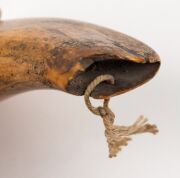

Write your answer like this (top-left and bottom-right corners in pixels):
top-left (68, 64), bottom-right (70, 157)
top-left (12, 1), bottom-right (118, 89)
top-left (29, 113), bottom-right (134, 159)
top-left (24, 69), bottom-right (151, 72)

top-left (67, 60), bottom-right (160, 98)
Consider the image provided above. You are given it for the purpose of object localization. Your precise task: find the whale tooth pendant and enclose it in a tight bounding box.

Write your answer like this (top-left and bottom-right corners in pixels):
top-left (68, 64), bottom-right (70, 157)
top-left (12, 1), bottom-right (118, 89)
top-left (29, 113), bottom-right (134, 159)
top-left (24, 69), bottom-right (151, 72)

top-left (0, 12), bottom-right (160, 157)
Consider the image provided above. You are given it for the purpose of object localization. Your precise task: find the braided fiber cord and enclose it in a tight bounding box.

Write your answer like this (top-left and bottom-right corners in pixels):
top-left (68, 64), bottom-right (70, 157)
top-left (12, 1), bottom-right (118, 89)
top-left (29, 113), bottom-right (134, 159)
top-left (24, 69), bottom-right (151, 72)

top-left (84, 74), bottom-right (158, 158)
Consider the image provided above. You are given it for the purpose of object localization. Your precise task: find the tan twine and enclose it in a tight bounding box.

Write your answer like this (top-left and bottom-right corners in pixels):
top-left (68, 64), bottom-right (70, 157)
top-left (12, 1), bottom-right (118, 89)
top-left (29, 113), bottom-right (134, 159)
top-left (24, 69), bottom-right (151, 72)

top-left (84, 74), bottom-right (158, 158)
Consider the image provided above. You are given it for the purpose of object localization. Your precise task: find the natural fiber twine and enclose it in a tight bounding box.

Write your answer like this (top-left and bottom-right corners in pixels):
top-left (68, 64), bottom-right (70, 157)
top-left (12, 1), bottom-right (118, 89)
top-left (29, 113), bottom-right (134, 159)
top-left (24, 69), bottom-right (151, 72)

top-left (84, 74), bottom-right (158, 158)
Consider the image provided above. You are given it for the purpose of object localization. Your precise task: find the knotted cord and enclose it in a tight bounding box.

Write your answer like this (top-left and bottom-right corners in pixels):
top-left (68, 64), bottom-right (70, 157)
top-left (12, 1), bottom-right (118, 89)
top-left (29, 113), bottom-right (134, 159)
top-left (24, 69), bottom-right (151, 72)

top-left (84, 74), bottom-right (158, 158)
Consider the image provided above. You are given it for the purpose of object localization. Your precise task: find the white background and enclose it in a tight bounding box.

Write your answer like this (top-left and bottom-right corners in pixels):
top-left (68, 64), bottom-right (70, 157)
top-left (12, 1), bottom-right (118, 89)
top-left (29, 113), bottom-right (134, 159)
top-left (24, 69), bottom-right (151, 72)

top-left (0, 0), bottom-right (179, 178)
